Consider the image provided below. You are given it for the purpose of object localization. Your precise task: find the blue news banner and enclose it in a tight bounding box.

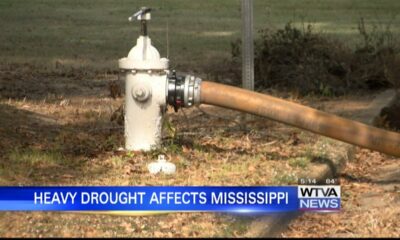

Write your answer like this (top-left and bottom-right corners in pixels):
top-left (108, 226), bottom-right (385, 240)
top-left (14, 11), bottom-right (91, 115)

top-left (0, 186), bottom-right (340, 213)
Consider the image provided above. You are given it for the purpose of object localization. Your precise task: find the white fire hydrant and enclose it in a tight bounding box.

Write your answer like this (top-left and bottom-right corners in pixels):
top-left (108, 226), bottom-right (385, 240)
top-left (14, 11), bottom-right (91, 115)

top-left (119, 7), bottom-right (201, 152)
top-left (119, 8), bottom-right (169, 151)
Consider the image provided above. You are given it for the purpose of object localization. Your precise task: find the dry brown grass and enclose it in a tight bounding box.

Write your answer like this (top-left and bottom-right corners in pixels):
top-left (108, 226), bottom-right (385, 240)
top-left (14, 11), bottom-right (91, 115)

top-left (282, 148), bottom-right (400, 238)
top-left (0, 65), bottom-right (386, 237)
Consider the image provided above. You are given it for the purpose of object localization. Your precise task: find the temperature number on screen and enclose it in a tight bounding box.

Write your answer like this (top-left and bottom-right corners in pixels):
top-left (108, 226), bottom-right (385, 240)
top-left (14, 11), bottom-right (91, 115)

top-left (325, 178), bottom-right (339, 185)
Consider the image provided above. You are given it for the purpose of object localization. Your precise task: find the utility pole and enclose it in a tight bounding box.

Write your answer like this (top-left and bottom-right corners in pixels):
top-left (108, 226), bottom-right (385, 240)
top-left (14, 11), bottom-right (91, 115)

top-left (241, 0), bottom-right (254, 126)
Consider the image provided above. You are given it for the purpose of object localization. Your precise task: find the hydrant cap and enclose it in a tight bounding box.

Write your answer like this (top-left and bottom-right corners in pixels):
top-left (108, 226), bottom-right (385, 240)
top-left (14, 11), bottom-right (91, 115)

top-left (119, 36), bottom-right (169, 70)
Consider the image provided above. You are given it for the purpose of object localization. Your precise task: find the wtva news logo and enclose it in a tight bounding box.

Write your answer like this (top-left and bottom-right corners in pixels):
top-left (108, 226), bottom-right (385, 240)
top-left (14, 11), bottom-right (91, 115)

top-left (298, 185), bottom-right (340, 212)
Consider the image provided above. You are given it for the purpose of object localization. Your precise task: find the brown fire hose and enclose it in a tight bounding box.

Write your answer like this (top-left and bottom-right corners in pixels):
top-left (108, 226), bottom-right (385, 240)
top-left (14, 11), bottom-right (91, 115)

top-left (200, 81), bottom-right (400, 157)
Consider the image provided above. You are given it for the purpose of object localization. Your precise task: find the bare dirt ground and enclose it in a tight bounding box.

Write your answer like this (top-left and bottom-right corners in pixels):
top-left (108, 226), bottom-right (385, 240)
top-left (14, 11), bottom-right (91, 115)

top-left (0, 64), bottom-right (398, 237)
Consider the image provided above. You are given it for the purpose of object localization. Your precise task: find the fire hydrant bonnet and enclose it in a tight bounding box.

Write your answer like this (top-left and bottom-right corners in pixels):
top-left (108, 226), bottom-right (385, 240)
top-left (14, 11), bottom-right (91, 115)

top-left (119, 36), bottom-right (169, 70)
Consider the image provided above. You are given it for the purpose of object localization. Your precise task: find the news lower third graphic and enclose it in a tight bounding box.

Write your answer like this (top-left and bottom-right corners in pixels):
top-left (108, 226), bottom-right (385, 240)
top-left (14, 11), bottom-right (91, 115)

top-left (298, 185), bottom-right (341, 212)
top-left (0, 185), bottom-right (341, 213)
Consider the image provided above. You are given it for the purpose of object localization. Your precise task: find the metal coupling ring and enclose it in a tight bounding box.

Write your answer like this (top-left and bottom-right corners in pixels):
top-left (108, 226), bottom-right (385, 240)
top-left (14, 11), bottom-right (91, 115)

top-left (184, 75), bottom-right (202, 107)
top-left (167, 72), bottom-right (201, 111)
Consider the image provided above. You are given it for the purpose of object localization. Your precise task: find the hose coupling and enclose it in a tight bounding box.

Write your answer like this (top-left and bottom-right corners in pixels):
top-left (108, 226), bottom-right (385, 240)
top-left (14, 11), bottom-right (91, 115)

top-left (167, 71), bottom-right (201, 112)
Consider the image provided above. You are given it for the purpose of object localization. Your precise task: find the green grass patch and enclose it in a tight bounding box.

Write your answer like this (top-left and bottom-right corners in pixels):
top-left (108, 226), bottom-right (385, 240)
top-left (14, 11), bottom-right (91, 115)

top-left (1, 0), bottom-right (400, 71)
top-left (288, 156), bottom-right (311, 169)
top-left (273, 172), bottom-right (298, 185)
top-left (8, 148), bottom-right (65, 167)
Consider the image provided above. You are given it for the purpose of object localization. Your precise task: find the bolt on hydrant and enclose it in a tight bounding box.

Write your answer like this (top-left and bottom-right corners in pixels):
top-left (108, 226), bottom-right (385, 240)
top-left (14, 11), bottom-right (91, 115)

top-left (119, 7), bottom-right (201, 151)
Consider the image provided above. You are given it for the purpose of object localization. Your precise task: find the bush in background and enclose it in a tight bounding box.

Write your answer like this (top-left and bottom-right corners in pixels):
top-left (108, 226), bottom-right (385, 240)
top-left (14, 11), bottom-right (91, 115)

top-left (352, 18), bottom-right (400, 90)
top-left (211, 18), bottom-right (400, 96)
top-left (252, 23), bottom-right (349, 95)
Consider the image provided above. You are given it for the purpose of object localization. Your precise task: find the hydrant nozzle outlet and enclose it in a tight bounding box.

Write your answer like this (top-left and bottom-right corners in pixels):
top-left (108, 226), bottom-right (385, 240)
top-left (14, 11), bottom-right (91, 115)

top-left (167, 71), bottom-right (202, 112)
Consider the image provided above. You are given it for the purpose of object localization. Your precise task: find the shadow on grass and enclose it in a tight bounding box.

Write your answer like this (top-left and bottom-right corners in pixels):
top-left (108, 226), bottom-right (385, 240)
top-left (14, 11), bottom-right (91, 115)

top-left (0, 63), bottom-right (113, 101)
top-left (0, 103), bottom-right (122, 185)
